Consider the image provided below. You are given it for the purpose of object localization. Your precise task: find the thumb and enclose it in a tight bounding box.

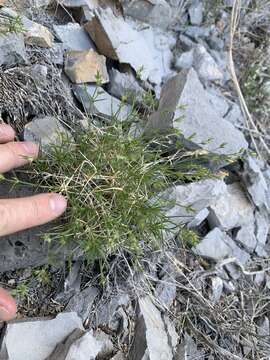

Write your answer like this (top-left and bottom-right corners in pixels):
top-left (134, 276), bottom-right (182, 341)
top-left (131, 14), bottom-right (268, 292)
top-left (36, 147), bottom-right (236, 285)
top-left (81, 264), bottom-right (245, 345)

top-left (0, 288), bottom-right (17, 321)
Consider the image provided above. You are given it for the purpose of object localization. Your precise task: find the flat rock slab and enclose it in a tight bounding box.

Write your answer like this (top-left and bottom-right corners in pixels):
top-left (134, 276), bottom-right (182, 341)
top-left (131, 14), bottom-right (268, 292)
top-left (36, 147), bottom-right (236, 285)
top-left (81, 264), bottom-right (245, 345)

top-left (53, 23), bottom-right (95, 51)
top-left (64, 49), bottom-right (108, 84)
top-left (0, 33), bottom-right (28, 66)
top-left (0, 312), bottom-right (83, 360)
top-left (73, 84), bottom-right (131, 122)
top-left (145, 68), bottom-right (248, 155)
top-left (129, 296), bottom-right (173, 360)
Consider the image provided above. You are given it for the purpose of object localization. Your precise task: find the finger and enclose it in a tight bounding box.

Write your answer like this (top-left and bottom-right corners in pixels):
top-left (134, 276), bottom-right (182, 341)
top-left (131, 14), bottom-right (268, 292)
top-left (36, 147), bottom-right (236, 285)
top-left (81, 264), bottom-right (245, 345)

top-left (0, 288), bottom-right (17, 321)
top-left (0, 193), bottom-right (67, 236)
top-left (0, 124), bottom-right (16, 144)
top-left (0, 141), bottom-right (39, 173)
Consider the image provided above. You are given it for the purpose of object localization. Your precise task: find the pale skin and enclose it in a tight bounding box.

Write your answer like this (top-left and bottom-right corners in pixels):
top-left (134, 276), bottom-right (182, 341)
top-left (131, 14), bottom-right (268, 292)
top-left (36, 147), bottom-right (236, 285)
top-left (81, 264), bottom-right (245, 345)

top-left (0, 124), bottom-right (67, 321)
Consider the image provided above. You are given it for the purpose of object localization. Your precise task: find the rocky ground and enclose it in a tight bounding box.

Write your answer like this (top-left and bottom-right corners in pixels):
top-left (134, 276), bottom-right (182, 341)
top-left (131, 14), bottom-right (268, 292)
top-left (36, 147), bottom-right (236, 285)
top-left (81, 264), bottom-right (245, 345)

top-left (0, 0), bottom-right (269, 359)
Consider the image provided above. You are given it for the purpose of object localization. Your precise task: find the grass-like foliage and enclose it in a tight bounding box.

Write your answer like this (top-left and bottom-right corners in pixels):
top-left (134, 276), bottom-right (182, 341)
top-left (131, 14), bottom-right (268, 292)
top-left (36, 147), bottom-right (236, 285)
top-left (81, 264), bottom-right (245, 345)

top-left (21, 125), bottom-right (215, 264)
top-left (0, 14), bottom-right (24, 34)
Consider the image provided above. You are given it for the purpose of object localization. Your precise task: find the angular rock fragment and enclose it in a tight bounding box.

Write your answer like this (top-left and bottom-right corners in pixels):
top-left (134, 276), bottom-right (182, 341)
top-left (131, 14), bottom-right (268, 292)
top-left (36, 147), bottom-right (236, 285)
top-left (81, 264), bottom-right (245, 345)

top-left (208, 182), bottom-right (254, 231)
top-left (160, 179), bottom-right (227, 235)
top-left (23, 18), bottom-right (54, 48)
top-left (177, 334), bottom-right (204, 360)
top-left (120, 0), bottom-right (172, 29)
top-left (255, 210), bottom-right (269, 257)
top-left (54, 23), bottom-right (95, 51)
top-left (188, 0), bottom-right (203, 25)
top-left (84, 7), bottom-right (175, 87)
top-left (108, 68), bottom-right (146, 105)
top-left (0, 312), bottom-right (83, 360)
top-left (145, 68), bottom-right (248, 155)
top-left (66, 286), bottom-right (99, 321)
top-left (129, 296), bottom-right (174, 360)
top-left (24, 116), bottom-right (72, 149)
top-left (193, 228), bottom-right (250, 264)
top-left (56, 0), bottom-right (97, 7)
top-left (0, 33), bottom-right (28, 66)
top-left (242, 157), bottom-right (270, 212)
top-left (73, 84), bottom-right (131, 122)
top-left (64, 49), bottom-right (109, 84)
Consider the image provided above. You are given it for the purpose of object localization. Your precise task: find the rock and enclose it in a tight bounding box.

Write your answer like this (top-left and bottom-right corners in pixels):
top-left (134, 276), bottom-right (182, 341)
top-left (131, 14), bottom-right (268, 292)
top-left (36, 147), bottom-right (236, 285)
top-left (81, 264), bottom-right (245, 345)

top-left (66, 286), bottom-right (99, 321)
top-left (56, 0), bottom-right (97, 8)
top-left (236, 224), bottom-right (257, 253)
top-left (84, 7), bottom-right (175, 87)
top-left (0, 312), bottom-right (83, 360)
top-left (255, 210), bottom-right (269, 257)
top-left (242, 157), bottom-right (270, 212)
top-left (164, 316), bottom-right (179, 351)
top-left (129, 296), bottom-right (174, 360)
top-left (188, 0), bottom-right (203, 25)
top-left (184, 25), bottom-right (212, 41)
top-left (111, 353), bottom-right (125, 360)
top-left (175, 49), bottom-right (194, 70)
top-left (73, 84), bottom-right (131, 122)
top-left (46, 329), bottom-right (85, 360)
top-left (45, 43), bottom-right (65, 65)
top-left (160, 179), bottom-right (227, 234)
top-left (53, 23), bottom-right (95, 51)
top-left (93, 329), bottom-right (114, 358)
top-left (176, 334), bottom-right (203, 360)
top-left (120, 0), bottom-right (173, 29)
top-left (210, 277), bottom-right (223, 304)
top-left (94, 293), bottom-right (131, 333)
top-left (175, 45), bottom-right (223, 82)
top-left (108, 68), bottom-right (146, 105)
top-left (193, 228), bottom-right (250, 264)
top-left (224, 102), bottom-right (245, 127)
top-left (24, 116), bottom-right (72, 150)
top-left (0, 0), bottom-right (5, 5)
top-left (52, 330), bottom-right (111, 360)
top-left (208, 182), bottom-right (254, 231)
top-left (145, 68), bottom-right (248, 155)
top-left (23, 17), bottom-right (54, 48)
top-left (0, 33), bottom-right (28, 66)
top-left (193, 45), bottom-right (223, 81)
top-left (187, 208), bottom-right (209, 228)
top-left (64, 49), bottom-right (109, 84)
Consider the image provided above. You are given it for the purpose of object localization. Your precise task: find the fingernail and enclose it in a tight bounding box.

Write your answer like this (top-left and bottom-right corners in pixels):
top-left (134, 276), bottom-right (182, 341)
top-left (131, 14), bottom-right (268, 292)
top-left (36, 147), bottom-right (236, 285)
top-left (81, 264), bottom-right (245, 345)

top-left (49, 194), bottom-right (67, 215)
top-left (23, 141), bottom-right (39, 155)
top-left (0, 305), bottom-right (13, 321)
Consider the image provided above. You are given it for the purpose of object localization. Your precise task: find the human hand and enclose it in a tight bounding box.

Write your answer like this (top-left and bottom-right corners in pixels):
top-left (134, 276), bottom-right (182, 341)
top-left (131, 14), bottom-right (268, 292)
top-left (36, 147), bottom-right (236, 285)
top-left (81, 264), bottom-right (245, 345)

top-left (0, 124), bottom-right (67, 321)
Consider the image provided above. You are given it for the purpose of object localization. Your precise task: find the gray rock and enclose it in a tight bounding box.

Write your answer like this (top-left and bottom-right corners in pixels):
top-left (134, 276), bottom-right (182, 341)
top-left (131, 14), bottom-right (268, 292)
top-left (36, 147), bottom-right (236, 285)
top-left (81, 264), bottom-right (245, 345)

top-left (174, 49), bottom-right (194, 70)
top-left (108, 68), bottom-right (146, 105)
top-left (193, 228), bottom-right (250, 264)
top-left (224, 102), bottom-right (245, 127)
top-left (236, 224), bottom-right (257, 253)
top-left (66, 287), bottom-right (99, 321)
top-left (208, 182), bottom-right (255, 231)
top-left (175, 45), bottom-right (223, 82)
top-left (111, 353), bottom-right (125, 360)
top-left (120, 0), bottom-right (172, 29)
top-left (94, 293), bottom-right (131, 333)
top-left (164, 316), bottom-right (179, 351)
top-left (93, 329), bottom-right (114, 358)
top-left (160, 179), bottom-right (226, 235)
top-left (187, 208), bottom-right (209, 228)
top-left (129, 296), bottom-right (174, 360)
top-left (24, 116), bottom-right (72, 150)
top-left (145, 68), bottom-right (248, 155)
top-left (73, 84), bottom-right (132, 122)
top-left (255, 210), bottom-right (269, 257)
top-left (56, 0), bottom-right (97, 7)
top-left (63, 331), bottom-right (105, 360)
top-left (176, 334), bottom-right (203, 360)
top-left (184, 25), bottom-right (212, 41)
top-left (0, 312), bottom-right (83, 360)
top-left (84, 7), bottom-right (175, 87)
top-left (205, 87), bottom-right (229, 117)
top-left (243, 157), bottom-right (270, 212)
top-left (0, 33), bottom-right (28, 66)
top-left (193, 45), bottom-right (223, 81)
top-left (53, 23), bottom-right (95, 51)
top-left (188, 0), bottom-right (203, 25)
top-left (45, 43), bottom-right (65, 65)
top-left (210, 276), bottom-right (223, 304)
